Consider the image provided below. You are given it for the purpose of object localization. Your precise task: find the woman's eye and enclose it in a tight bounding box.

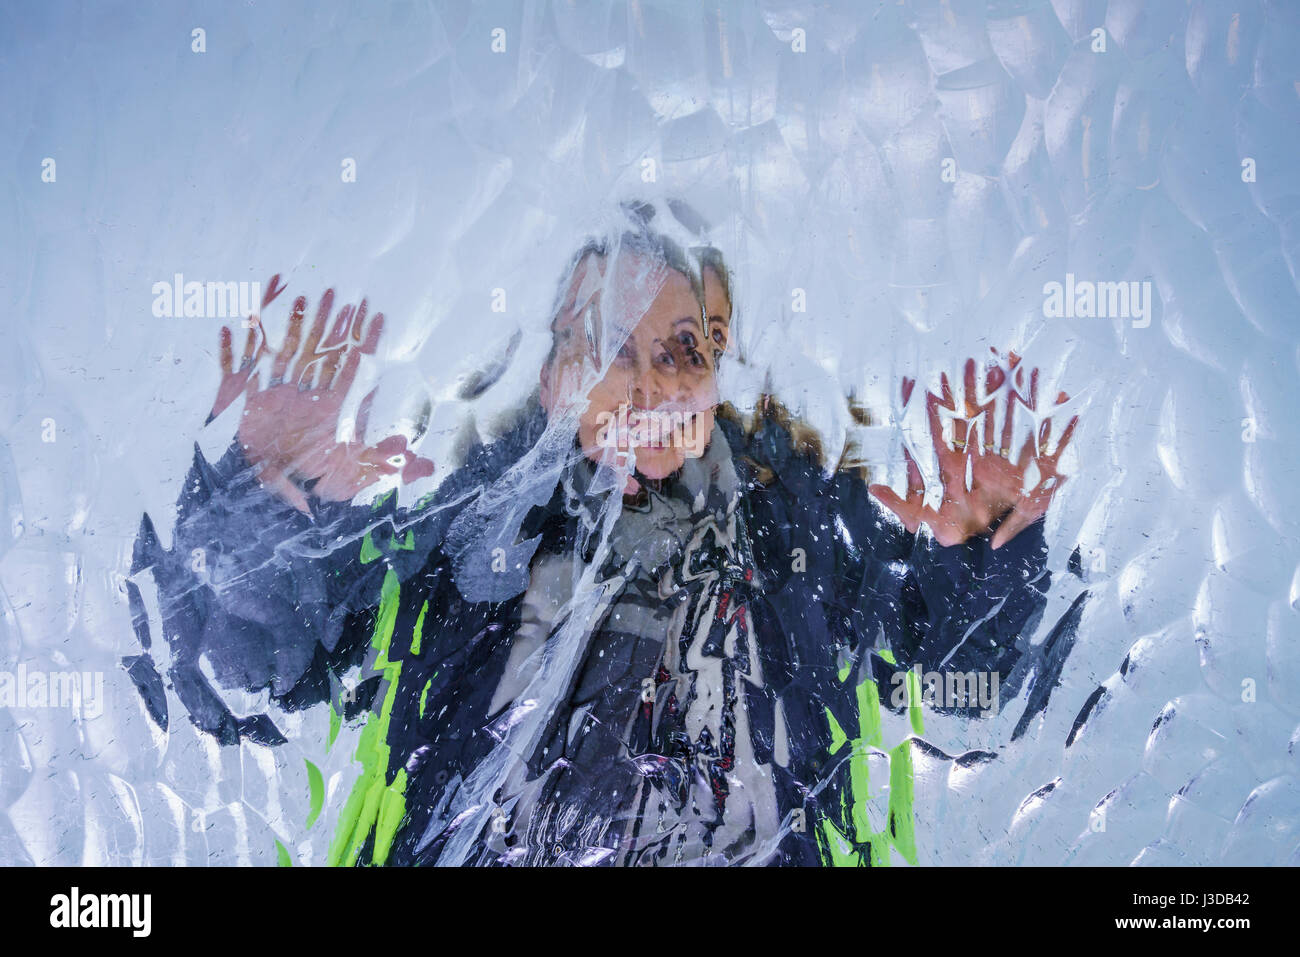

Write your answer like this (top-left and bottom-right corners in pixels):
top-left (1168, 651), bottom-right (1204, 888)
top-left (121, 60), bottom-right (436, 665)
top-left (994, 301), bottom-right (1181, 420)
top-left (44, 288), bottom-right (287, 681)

top-left (671, 332), bottom-right (708, 368)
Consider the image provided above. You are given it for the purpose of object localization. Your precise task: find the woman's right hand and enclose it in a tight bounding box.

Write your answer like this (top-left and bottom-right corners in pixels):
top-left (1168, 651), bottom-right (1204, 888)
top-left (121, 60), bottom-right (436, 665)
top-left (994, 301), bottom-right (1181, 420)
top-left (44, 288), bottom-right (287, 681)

top-left (210, 276), bottom-right (434, 514)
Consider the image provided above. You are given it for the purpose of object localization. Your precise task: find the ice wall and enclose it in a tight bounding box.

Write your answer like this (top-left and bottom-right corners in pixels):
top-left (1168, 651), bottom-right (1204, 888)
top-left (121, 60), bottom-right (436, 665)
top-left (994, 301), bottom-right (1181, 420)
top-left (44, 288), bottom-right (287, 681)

top-left (0, 0), bottom-right (1297, 865)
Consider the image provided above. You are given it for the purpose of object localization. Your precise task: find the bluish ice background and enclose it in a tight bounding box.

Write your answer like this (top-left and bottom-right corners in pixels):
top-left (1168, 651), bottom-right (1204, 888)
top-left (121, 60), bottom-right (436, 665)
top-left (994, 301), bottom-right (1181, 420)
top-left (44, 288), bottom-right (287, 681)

top-left (0, 0), bottom-right (1297, 865)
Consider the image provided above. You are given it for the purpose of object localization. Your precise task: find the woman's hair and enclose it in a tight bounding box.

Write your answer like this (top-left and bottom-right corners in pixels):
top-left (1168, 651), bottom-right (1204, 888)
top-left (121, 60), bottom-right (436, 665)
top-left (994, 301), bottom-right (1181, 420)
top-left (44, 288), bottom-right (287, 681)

top-left (541, 201), bottom-right (726, 372)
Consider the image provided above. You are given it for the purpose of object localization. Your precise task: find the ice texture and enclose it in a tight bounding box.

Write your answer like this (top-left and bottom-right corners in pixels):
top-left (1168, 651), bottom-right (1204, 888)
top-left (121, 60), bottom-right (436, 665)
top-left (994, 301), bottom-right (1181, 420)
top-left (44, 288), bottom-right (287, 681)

top-left (0, 0), bottom-right (1297, 866)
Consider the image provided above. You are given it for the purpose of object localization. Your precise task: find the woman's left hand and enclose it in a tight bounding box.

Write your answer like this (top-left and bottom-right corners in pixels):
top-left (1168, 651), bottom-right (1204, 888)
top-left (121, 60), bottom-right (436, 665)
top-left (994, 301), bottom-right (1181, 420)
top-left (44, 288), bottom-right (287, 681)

top-left (869, 354), bottom-right (1078, 549)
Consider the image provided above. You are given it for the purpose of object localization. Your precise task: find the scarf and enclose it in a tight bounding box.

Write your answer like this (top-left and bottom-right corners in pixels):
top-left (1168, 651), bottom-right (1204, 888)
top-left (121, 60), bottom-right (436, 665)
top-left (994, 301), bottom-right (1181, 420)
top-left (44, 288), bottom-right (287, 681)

top-left (468, 423), bottom-right (784, 866)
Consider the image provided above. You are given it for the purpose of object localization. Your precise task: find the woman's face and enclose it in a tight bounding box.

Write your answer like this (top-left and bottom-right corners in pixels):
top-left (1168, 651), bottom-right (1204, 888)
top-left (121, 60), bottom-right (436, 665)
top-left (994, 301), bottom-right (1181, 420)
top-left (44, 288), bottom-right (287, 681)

top-left (541, 252), bottom-right (732, 493)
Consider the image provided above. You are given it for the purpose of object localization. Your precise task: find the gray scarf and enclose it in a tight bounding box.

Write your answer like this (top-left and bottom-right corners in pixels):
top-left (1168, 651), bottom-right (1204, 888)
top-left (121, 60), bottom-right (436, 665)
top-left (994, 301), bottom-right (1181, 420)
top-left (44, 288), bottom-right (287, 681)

top-left (470, 425), bottom-right (784, 866)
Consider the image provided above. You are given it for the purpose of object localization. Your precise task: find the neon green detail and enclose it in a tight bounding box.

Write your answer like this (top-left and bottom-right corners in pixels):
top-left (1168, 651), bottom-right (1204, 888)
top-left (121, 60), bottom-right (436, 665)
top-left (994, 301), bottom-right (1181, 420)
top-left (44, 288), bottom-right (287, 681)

top-left (305, 759), bottom-right (325, 829)
top-left (878, 648), bottom-right (897, 666)
top-left (847, 738), bottom-right (872, 843)
top-left (906, 667), bottom-right (926, 735)
top-left (856, 675), bottom-right (884, 749)
top-left (372, 768), bottom-right (409, 865)
top-left (818, 818), bottom-right (857, 866)
top-left (275, 839), bottom-right (292, 867)
top-left (327, 701), bottom-right (341, 752)
top-left (419, 678), bottom-right (433, 719)
top-left (826, 708), bottom-right (848, 755)
top-left (359, 531), bottom-right (382, 564)
top-left (816, 650), bottom-right (922, 867)
top-left (887, 739), bottom-right (918, 865)
top-left (410, 599), bottom-right (428, 656)
top-left (328, 569), bottom-right (409, 866)
top-left (361, 524), bottom-right (414, 565)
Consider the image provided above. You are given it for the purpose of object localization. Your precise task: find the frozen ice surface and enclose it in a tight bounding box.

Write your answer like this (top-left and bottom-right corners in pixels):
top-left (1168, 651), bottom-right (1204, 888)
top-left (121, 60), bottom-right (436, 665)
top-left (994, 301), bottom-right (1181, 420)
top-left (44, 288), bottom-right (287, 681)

top-left (0, 0), bottom-right (1297, 866)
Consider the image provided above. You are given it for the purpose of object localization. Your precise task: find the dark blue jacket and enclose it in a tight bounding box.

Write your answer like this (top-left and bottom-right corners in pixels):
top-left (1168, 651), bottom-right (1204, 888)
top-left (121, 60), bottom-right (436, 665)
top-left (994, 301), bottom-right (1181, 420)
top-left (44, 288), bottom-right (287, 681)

top-left (126, 402), bottom-right (1055, 865)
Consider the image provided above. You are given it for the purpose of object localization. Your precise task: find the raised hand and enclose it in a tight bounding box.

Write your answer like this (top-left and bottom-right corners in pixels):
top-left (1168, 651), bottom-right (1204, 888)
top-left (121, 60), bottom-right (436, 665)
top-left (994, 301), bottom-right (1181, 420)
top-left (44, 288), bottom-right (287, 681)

top-left (211, 276), bottom-right (435, 514)
top-left (869, 353), bottom-right (1077, 549)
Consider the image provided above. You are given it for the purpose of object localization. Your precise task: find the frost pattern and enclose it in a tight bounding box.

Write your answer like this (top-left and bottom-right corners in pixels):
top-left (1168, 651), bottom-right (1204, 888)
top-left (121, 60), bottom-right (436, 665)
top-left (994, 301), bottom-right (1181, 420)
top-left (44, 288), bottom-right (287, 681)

top-left (0, 0), bottom-right (1297, 866)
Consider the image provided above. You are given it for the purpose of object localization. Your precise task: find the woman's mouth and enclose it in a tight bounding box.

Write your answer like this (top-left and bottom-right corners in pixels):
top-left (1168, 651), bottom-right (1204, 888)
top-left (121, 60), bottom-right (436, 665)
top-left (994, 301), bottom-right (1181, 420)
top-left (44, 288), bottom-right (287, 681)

top-left (607, 408), bottom-right (698, 450)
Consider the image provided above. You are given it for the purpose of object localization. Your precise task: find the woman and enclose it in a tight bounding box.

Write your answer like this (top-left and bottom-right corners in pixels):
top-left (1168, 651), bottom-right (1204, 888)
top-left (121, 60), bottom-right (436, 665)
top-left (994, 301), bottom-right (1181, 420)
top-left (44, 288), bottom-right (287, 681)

top-left (128, 202), bottom-right (1075, 866)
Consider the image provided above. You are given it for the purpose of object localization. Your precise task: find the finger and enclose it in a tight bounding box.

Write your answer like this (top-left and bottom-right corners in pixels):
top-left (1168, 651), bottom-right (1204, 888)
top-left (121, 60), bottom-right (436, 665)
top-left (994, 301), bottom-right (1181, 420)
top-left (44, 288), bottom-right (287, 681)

top-left (292, 290), bottom-right (334, 387)
top-left (869, 484), bottom-right (922, 533)
top-left (900, 375), bottom-right (916, 407)
top-left (352, 298), bottom-right (369, 345)
top-left (991, 501), bottom-right (1044, 550)
top-left (401, 454), bottom-right (436, 484)
top-left (332, 346), bottom-right (364, 398)
top-left (929, 389), bottom-right (969, 487)
top-left (321, 298), bottom-right (357, 350)
top-left (269, 296), bottom-right (307, 385)
top-left (316, 304), bottom-right (357, 388)
top-left (1031, 471), bottom-right (1068, 499)
top-left (1051, 415), bottom-right (1080, 460)
top-left (978, 364), bottom-right (1000, 455)
top-left (955, 360), bottom-right (976, 455)
top-left (256, 463), bottom-right (311, 516)
top-left (210, 327), bottom-right (259, 424)
top-left (1028, 366), bottom-right (1039, 411)
top-left (369, 434), bottom-right (408, 459)
top-left (1038, 417), bottom-right (1052, 456)
top-left (1001, 378), bottom-right (1017, 459)
top-left (334, 313), bottom-right (385, 396)
top-left (979, 403), bottom-right (995, 456)
top-left (219, 326), bottom-right (234, 377)
top-left (354, 387), bottom-right (379, 443)
top-left (903, 446), bottom-right (925, 500)
top-left (316, 342), bottom-right (347, 390)
top-left (926, 390), bottom-right (956, 474)
top-left (1015, 432), bottom-right (1036, 471)
top-left (962, 358), bottom-right (979, 417)
top-left (940, 370), bottom-right (976, 457)
top-left (278, 295), bottom-right (308, 368)
top-left (359, 309), bottom-right (384, 354)
top-left (993, 509), bottom-right (1034, 546)
top-left (953, 414), bottom-right (969, 453)
top-left (261, 273), bottom-right (287, 310)
top-left (241, 324), bottom-right (260, 369)
top-left (939, 372), bottom-right (956, 410)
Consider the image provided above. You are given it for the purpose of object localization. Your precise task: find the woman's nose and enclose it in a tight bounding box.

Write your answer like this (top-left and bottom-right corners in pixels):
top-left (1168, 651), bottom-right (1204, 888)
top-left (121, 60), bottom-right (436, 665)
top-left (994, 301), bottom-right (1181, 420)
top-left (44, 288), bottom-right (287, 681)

top-left (629, 360), bottom-right (670, 410)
